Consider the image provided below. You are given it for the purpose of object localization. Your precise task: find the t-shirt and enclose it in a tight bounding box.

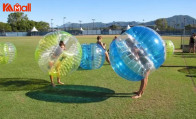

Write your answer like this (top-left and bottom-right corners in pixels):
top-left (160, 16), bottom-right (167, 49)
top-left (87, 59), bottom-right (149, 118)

top-left (54, 46), bottom-right (63, 57)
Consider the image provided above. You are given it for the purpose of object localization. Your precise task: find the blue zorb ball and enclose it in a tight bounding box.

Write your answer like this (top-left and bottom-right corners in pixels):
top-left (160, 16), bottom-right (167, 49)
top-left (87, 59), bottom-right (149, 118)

top-left (80, 43), bottom-right (105, 69)
top-left (109, 26), bottom-right (165, 81)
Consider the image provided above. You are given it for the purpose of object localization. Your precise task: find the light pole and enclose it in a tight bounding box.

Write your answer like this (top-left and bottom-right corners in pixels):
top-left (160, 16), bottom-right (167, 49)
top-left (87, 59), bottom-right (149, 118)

top-left (68, 22), bottom-right (71, 30)
top-left (105, 24), bottom-right (108, 29)
top-left (51, 19), bottom-right (53, 31)
top-left (92, 19), bottom-right (95, 30)
top-left (113, 21), bottom-right (115, 25)
top-left (184, 18), bottom-right (186, 35)
top-left (79, 20), bottom-right (82, 28)
top-left (172, 21), bottom-right (175, 34)
top-left (143, 19), bottom-right (145, 26)
top-left (162, 19), bottom-right (164, 31)
top-left (182, 18), bottom-right (186, 49)
top-left (63, 17), bottom-right (66, 31)
top-left (3, 26), bottom-right (5, 32)
top-left (56, 25), bottom-right (59, 31)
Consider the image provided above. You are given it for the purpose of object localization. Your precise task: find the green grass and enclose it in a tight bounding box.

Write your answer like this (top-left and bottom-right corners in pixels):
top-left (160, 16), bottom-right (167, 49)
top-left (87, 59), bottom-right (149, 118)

top-left (0, 35), bottom-right (196, 118)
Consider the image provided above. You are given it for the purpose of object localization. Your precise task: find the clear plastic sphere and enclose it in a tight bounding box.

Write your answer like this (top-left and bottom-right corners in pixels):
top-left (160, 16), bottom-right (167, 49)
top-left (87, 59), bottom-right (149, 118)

top-left (35, 31), bottom-right (82, 77)
top-left (80, 43), bottom-right (105, 69)
top-left (109, 26), bottom-right (165, 81)
top-left (0, 42), bottom-right (17, 64)
top-left (164, 40), bottom-right (174, 58)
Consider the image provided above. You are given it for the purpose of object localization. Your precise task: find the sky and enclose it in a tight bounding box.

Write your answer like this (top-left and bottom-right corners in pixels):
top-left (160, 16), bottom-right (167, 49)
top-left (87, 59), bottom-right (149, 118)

top-left (0, 0), bottom-right (196, 27)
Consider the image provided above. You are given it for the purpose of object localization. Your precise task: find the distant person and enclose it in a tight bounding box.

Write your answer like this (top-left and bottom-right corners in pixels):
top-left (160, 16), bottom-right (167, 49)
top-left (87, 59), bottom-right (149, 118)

top-left (96, 36), bottom-right (110, 64)
top-left (113, 36), bottom-right (117, 41)
top-left (121, 30), bottom-right (126, 34)
top-left (49, 41), bottom-right (66, 87)
top-left (189, 33), bottom-right (196, 54)
top-left (107, 36), bottom-right (117, 53)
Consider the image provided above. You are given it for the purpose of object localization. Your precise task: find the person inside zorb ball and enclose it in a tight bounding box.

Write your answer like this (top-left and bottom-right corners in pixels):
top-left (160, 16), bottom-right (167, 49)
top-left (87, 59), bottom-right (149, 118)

top-left (80, 43), bottom-right (106, 70)
top-left (164, 40), bottom-right (175, 58)
top-left (35, 31), bottom-right (82, 87)
top-left (109, 26), bottom-right (165, 99)
top-left (0, 42), bottom-right (17, 64)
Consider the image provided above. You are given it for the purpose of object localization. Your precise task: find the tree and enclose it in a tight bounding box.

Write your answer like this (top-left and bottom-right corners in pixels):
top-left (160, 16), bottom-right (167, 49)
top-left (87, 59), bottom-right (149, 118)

top-left (7, 13), bottom-right (49, 32)
top-left (7, 12), bottom-right (28, 31)
top-left (109, 25), bottom-right (121, 30)
top-left (35, 21), bottom-right (49, 31)
top-left (27, 20), bottom-right (35, 31)
top-left (0, 22), bottom-right (11, 32)
top-left (155, 18), bottom-right (168, 30)
top-left (185, 24), bottom-right (192, 30)
top-left (176, 24), bottom-right (180, 29)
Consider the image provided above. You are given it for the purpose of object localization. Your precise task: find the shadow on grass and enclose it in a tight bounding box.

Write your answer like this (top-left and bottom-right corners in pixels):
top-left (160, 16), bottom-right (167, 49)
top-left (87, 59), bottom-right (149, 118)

top-left (178, 67), bottom-right (196, 74)
top-left (186, 75), bottom-right (196, 78)
top-left (174, 52), bottom-right (196, 58)
top-left (103, 64), bottom-right (111, 66)
top-left (174, 52), bottom-right (188, 55)
top-left (0, 78), bottom-right (50, 91)
top-left (26, 85), bottom-right (133, 103)
top-left (161, 65), bottom-right (196, 68)
top-left (174, 55), bottom-right (196, 58)
top-left (178, 67), bottom-right (196, 88)
top-left (76, 67), bottom-right (86, 71)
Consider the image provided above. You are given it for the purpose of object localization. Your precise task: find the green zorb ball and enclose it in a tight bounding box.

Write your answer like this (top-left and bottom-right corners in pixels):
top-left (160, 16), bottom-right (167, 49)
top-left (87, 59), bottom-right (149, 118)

top-left (164, 40), bottom-right (175, 58)
top-left (35, 31), bottom-right (82, 77)
top-left (0, 42), bottom-right (17, 64)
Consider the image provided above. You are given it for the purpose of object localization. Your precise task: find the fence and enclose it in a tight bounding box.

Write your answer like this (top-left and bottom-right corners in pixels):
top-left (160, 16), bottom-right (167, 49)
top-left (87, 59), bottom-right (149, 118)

top-left (0, 30), bottom-right (193, 37)
top-left (0, 32), bottom-right (29, 36)
top-left (82, 30), bottom-right (101, 35)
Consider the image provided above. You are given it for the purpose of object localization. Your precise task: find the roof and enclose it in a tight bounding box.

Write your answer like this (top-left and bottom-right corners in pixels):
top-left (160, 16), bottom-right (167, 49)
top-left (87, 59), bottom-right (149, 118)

top-left (126, 25), bottom-right (131, 30)
top-left (80, 27), bottom-right (84, 31)
top-left (31, 26), bottom-right (38, 32)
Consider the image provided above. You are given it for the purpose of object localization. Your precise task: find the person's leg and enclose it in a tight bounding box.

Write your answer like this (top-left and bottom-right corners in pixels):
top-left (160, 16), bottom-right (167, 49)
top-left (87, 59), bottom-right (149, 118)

top-left (57, 74), bottom-right (64, 84)
top-left (55, 62), bottom-right (64, 85)
top-left (49, 75), bottom-right (55, 87)
top-left (49, 61), bottom-right (54, 68)
top-left (132, 71), bottom-right (150, 99)
top-left (105, 52), bottom-right (110, 64)
top-left (193, 45), bottom-right (195, 54)
top-left (190, 44), bottom-right (194, 53)
top-left (57, 76), bottom-right (64, 84)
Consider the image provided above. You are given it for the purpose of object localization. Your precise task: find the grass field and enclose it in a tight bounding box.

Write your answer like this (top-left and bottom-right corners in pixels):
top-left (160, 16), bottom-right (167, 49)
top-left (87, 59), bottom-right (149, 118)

top-left (0, 35), bottom-right (196, 119)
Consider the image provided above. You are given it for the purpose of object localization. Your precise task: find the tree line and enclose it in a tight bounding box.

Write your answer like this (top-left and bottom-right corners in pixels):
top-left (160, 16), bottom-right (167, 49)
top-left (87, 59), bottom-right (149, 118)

top-left (0, 13), bottom-right (192, 32)
top-left (0, 12), bottom-right (49, 32)
top-left (155, 18), bottom-right (175, 31)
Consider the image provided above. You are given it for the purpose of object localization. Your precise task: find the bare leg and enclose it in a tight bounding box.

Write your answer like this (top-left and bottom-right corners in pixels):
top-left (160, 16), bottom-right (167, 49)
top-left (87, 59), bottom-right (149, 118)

top-left (132, 71), bottom-right (150, 99)
top-left (57, 77), bottom-right (64, 85)
top-left (190, 47), bottom-right (192, 53)
top-left (49, 75), bottom-right (55, 87)
top-left (105, 52), bottom-right (110, 64)
top-left (49, 61), bottom-right (54, 68)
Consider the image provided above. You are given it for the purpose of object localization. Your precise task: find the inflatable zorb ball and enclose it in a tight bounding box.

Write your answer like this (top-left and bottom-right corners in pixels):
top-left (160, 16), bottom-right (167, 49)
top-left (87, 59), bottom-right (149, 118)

top-left (109, 26), bottom-right (165, 81)
top-left (164, 40), bottom-right (174, 58)
top-left (0, 42), bottom-right (17, 64)
top-left (35, 31), bottom-right (82, 77)
top-left (80, 43), bottom-right (105, 69)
